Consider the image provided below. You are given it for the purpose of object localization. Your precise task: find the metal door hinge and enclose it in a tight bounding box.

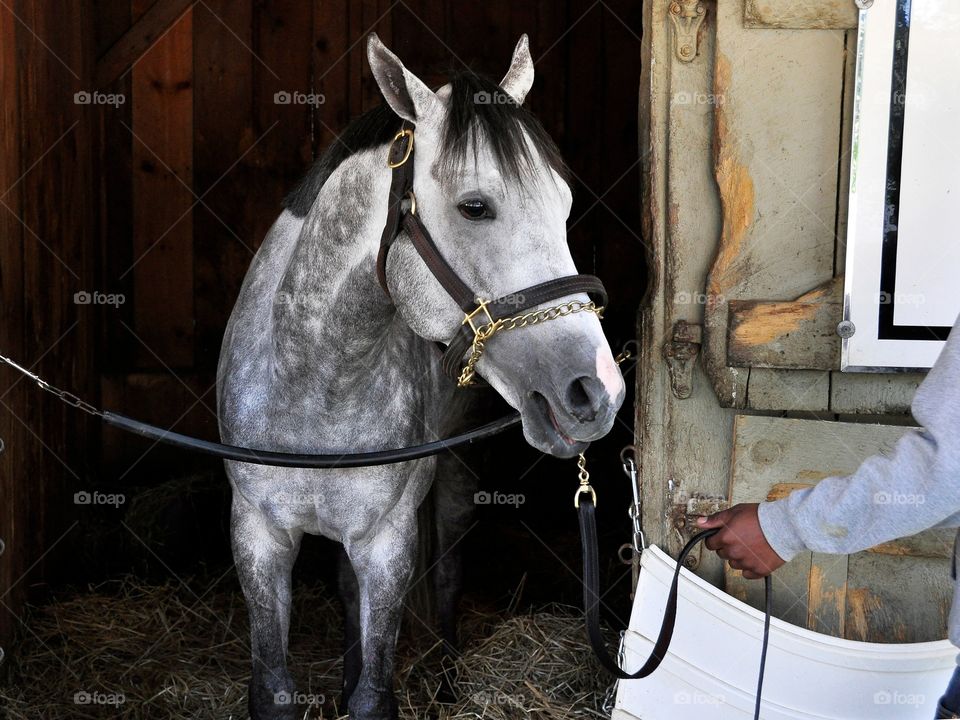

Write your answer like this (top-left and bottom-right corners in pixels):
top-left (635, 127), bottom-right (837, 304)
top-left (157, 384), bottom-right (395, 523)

top-left (669, 1), bottom-right (707, 63)
top-left (663, 320), bottom-right (702, 399)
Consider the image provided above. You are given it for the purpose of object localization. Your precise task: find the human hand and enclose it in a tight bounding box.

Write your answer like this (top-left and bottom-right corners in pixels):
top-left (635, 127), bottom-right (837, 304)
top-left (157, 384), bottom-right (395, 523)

top-left (696, 503), bottom-right (785, 579)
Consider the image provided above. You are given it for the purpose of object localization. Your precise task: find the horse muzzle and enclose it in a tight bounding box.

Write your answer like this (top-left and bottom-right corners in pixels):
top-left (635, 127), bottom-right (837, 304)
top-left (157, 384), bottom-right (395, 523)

top-left (521, 370), bottom-right (624, 458)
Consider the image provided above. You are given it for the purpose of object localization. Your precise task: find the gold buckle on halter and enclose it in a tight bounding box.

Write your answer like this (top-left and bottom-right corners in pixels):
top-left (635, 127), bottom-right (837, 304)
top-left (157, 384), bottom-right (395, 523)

top-left (387, 128), bottom-right (415, 168)
top-left (406, 190), bottom-right (417, 216)
top-left (462, 298), bottom-right (495, 336)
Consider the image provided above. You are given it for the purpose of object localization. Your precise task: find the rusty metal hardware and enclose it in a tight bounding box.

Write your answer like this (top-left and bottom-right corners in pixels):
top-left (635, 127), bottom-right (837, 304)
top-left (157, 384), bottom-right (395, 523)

top-left (662, 320), bottom-right (702, 399)
top-left (669, 488), bottom-right (727, 570)
top-left (668, 0), bottom-right (706, 63)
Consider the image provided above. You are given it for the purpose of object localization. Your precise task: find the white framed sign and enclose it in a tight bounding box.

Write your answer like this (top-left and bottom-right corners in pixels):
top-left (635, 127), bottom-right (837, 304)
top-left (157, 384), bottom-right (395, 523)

top-left (842, 0), bottom-right (960, 372)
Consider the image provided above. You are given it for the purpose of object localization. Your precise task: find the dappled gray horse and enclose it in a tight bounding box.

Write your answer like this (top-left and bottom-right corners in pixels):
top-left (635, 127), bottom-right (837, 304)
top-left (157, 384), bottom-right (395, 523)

top-left (217, 34), bottom-right (625, 720)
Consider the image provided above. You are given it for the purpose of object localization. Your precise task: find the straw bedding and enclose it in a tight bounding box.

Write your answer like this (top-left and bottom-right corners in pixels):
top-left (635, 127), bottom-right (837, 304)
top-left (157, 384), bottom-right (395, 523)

top-left (0, 576), bottom-right (616, 719)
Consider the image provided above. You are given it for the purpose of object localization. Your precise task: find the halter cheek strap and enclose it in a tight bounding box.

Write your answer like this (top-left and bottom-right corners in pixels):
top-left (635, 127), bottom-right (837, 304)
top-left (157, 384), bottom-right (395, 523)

top-left (377, 123), bottom-right (608, 387)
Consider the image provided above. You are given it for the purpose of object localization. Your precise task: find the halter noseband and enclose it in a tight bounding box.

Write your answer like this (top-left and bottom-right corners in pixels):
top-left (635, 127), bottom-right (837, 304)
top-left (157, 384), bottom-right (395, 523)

top-left (377, 124), bottom-right (608, 387)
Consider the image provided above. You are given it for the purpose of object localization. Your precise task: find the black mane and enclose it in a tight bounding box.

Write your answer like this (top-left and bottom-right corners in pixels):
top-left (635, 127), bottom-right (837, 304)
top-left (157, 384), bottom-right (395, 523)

top-left (283, 71), bottom-right (567, 217)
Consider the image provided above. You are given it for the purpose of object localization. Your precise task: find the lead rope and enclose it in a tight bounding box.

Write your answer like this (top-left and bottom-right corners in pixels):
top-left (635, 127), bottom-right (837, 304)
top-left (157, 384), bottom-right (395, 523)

top-left (575, 452), bottom-right (772, 720)
top-left (0, 352), bottom-right (522, 468)
top-left (0, 345), bottom-right (628, 467)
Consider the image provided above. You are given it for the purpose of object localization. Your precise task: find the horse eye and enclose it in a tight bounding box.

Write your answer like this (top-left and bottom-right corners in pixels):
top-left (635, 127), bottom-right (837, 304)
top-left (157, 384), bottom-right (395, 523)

top-left (458, 199), bottom-right (489, 220)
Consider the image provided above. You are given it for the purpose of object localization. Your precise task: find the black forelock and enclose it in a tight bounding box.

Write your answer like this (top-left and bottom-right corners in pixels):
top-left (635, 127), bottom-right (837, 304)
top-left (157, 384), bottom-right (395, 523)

top-left (282, 70), bottom-right (568, 218)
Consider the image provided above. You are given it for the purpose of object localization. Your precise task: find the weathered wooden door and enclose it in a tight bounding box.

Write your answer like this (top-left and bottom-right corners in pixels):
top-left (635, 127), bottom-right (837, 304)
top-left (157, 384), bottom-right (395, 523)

top-left (637, 0), bottom-right (951, 641)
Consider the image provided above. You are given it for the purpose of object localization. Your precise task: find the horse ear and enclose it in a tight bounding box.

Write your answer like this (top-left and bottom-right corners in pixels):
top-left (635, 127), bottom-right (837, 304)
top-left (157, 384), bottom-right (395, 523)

top-left (500, 34), bottom-right (534, 105)
top-left (367, 33), bottom-right (441, 124)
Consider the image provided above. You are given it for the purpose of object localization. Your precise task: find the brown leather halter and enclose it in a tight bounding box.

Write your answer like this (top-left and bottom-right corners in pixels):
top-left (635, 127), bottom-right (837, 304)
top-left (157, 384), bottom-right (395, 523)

top-left (376, 124), bottom-right (609, 386)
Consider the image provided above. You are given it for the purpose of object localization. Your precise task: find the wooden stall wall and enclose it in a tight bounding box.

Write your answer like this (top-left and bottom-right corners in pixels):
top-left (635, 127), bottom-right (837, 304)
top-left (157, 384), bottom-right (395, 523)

top-left (0, 0), bottom-right (644, 660)
top-left (92, 1), bottom-right (645, 480)
top-left (0, 2), bottom-right (98, 655)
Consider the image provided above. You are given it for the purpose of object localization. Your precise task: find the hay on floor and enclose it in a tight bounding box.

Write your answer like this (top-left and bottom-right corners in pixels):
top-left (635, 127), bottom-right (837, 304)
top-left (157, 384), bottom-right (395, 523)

top-left (0, 577), bottom-right (616, 719)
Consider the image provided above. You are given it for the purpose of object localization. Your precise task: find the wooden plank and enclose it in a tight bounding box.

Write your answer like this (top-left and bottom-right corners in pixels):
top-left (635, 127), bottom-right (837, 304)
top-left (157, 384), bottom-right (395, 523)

top-left (727, 414), bottom-right (953, 639)
top-left (194, 0), bottom-right (316, 372)
top-left (350, 0), bottom-right (393, 116)
top-left (312, 0), bottom-right (351, 156)
top-left (95, 0), bottom-right (196, 87)
top-left (10, 0), bottom-right (95, 630)
top-left (100, 372), bottom-right (217, 473)
top-left (831, 372), bottom-right (923, 415)
top-left (254, 0), bottom-right (313, 206)
top-left (869, 533), bottom-right (954, 560)
top-left (638, 0), bottom-right (682, 557)
top-left (92, 0), bottom-right (133, 57)
top-left (728, 276), bottom-right (842, 370)
top-left (0, 0), bottom-right (25, 653)
top-left (651, 0), bottom-right (733, 575)
top-left (130, 2), bottom-right (193, 368)
top-left (746, 369), bottom-right (830, 412)
top-left (92, 0), bottom-right (133, 374)
top-left (807, 552), bottom-right (847, 636)
top-left (704, 1), bottom-right (844, 407)
top-left (95, 84), bottom-right (135, 371)
top-left (589, 0), bottom-right (646, 342)
top-left (533, 1), bottom-right (567, 142)
top-left (563, 0), bottom-right (607, 285)
top-left (347, 2), bottom-right (366, 120)
top-left (844, 553), bottom-right (951, 643)
top-left (192, 0), bottom-right (253, 369)
top-left (727, 552), bottom-right (814, 628)
top-left (744, 0), bottom-right (858, 30)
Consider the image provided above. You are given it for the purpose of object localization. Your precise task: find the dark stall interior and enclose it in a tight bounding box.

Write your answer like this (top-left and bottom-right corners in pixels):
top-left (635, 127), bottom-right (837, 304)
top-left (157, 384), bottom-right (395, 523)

top-left (0, 0), bottom-right (645, 715)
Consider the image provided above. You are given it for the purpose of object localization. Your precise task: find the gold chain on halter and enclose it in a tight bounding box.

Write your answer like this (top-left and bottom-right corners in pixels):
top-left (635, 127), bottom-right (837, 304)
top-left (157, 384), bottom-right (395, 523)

top-left (457, 299), bottom-right (605, 387)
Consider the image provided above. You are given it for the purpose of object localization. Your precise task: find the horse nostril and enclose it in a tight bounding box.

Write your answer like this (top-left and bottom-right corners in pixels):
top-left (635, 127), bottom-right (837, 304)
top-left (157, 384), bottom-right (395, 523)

top-left (564, 376), bottom-right (602, 423)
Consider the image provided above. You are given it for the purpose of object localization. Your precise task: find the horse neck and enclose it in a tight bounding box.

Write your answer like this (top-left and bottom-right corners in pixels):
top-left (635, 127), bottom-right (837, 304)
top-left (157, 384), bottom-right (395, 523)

top-left (270, 149), bottom-right (400, 397)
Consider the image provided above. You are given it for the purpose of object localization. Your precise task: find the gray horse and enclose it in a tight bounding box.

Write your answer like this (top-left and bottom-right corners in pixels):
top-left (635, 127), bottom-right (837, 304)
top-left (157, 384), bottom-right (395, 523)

top-left (217, 34), bottom-right (625, 720)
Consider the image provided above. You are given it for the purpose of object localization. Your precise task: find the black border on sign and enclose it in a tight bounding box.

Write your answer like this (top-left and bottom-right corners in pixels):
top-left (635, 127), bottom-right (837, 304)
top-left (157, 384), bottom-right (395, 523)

top-left (878, 0), bottom-right (950, 341)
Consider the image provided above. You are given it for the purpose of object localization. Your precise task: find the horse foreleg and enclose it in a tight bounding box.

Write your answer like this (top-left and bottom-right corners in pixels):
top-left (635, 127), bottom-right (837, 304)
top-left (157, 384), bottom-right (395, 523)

top-left (345, 509), bottom-right (418, 720)
top-left (231, 495), bottom-right (302, 720)
top-left (337, 544), bottom-right (363, 710)
top-left (433, 455), bottom-right (478, 700)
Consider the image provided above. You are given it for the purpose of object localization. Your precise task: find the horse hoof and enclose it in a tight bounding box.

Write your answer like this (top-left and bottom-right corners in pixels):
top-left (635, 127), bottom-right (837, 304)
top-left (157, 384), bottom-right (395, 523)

top-left (347, 693), bottom-right (399, 720)
top-left (248, 679), bottom-right (299, 720)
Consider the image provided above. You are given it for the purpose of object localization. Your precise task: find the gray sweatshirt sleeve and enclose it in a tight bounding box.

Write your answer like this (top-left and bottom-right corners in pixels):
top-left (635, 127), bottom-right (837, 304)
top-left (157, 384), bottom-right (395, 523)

top-left (757, 317), bottom-right (960, 563)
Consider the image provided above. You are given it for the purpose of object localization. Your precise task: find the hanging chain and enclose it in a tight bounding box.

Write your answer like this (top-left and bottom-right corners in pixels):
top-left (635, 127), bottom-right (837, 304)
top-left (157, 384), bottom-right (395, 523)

top-left (0, 354), bottom-right (102, 417)
top-left (457, 300), bottom-right (605, 387)
top-left (601, 630), bottom-right (628, 715)
top-left (621, 446), bottom-right (645, 554)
